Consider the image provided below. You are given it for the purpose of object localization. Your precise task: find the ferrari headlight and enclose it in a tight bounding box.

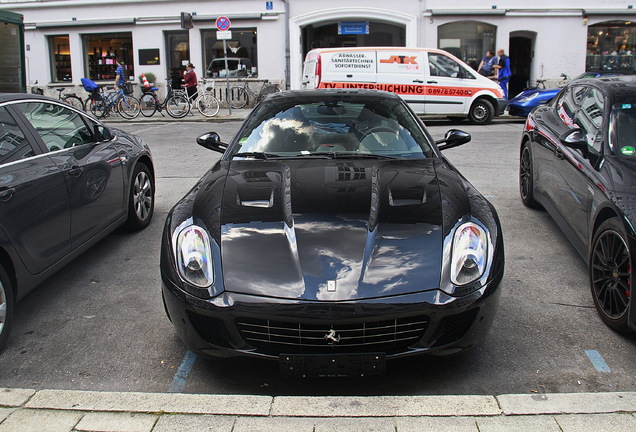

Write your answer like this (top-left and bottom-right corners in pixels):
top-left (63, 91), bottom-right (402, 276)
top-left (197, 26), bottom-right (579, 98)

top-left (175, 225), bottom-right (214, 287)
top-left (451, 222), bottom-right (488, 286)
top-left (519, 92), bottom-right (539, 103)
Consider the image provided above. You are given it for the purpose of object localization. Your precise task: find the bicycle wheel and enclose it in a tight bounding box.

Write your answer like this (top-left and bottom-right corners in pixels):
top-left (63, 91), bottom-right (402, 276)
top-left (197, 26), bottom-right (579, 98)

top-left (140, 93), bottom-right (157, 117)
top-left (197, 94), bottom-right (220, 117)
top-left (118, 95), bottom-right (141, 119)
top-left (165, 94), bottom-right (190, 118)
top-left (228, 87), bottom-right (248, 109)
top-left (87, 98), bottom-right (107, 119)
top-left (62, 95), bottom-right (85, 111)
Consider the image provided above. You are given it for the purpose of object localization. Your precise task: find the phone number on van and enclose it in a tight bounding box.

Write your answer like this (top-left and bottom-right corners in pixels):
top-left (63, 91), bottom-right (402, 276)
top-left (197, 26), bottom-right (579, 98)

top-left (320, 82), bottom-right (474, 97)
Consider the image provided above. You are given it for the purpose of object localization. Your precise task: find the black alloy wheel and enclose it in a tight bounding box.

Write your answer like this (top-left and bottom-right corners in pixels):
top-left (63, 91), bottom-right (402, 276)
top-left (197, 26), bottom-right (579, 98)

top-left (519, 141), bottom-right (540, 208)
top-left (590, 218), bottom-right (632, 332)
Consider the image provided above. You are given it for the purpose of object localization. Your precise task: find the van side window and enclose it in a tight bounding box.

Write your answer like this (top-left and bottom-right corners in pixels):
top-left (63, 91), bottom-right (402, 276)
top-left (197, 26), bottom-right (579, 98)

top-left (428, 53), bottom-right (463, 78)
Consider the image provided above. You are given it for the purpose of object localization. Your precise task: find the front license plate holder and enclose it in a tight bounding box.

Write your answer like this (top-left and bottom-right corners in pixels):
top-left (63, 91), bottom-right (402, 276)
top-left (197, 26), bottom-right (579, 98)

top-left (279, 353), bottom-right (386, 378)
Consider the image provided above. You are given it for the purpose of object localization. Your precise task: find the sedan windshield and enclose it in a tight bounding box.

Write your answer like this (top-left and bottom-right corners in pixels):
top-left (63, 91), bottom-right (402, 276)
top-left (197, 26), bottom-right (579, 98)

top-left (230, 97), bottom-right (433, 159)
top-left (610, 101), bottom-right (636, 160)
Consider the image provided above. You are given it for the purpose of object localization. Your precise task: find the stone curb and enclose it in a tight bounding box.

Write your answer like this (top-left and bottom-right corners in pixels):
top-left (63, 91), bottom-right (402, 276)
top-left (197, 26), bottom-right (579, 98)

top-left (1, 388), bottom-right (635, 418)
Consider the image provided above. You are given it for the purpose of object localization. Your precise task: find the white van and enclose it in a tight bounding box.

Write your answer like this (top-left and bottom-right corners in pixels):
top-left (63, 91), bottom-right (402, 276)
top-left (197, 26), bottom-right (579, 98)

top-left (302, 47), bottom-right (506, 124)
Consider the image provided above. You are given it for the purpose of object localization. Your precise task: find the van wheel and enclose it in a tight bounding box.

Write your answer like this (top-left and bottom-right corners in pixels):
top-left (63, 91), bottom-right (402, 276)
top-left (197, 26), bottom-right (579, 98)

top-left (468, 99), bottom-right (494, 125)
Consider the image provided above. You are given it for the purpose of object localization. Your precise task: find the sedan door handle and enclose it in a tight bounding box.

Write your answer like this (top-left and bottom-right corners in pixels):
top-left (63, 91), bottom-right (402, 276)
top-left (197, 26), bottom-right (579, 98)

top-left (67, 166), bottom-right (83, 178)
top-left (0, 187), bottom-right (15, 202)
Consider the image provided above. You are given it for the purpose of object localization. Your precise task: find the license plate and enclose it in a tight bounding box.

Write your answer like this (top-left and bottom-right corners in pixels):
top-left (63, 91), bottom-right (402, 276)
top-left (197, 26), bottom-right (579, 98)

top-left (279, 353), bottom-right (386, 378)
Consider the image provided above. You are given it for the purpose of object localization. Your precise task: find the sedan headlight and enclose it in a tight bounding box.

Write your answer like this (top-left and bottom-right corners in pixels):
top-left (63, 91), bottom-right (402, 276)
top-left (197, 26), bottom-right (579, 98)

top-left (175, 225), bottom-right (214, 287)
top-left (450, 222), bottom-right (488, 286)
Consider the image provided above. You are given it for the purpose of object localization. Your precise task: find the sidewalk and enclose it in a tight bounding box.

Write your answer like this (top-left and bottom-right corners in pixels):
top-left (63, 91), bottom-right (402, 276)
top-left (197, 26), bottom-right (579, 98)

top-left (101, 107), bottom-right (252, 123)
top-left (1, 388), bottom-right (635, 431)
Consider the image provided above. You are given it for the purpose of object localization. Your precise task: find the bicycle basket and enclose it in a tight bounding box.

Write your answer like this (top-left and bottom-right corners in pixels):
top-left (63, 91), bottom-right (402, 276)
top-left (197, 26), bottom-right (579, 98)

top-left (123, 82), bottom-right (134, 95)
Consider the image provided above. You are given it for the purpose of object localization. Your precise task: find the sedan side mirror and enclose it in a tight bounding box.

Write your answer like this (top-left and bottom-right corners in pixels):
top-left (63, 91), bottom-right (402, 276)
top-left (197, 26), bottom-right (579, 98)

top-left (559, 128), bottom-right (588, 156)
top-left (436, 129), bottom-right (471, 151)
top-left (197, 132), bottom-right (228, 153)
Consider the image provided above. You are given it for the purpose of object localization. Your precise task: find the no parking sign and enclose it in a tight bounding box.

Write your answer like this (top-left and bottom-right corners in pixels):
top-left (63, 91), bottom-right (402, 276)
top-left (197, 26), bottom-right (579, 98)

top-left (216, 16), bottom-right (231, 31)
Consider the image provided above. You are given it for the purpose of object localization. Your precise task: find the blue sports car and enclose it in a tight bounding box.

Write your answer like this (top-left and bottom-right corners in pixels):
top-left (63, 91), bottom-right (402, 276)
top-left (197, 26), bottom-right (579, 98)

top-left (507, 72), bottom-right (622, 117)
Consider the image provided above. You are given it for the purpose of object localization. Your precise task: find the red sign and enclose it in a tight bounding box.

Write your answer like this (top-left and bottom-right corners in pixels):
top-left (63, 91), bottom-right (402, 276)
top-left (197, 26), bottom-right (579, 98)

top-left (216, 16), bottom-right (231, 31)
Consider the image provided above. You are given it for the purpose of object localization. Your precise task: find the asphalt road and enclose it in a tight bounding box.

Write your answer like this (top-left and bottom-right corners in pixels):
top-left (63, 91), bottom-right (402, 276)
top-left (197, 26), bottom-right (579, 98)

top-left (0, 117), bottom-right (634, 397)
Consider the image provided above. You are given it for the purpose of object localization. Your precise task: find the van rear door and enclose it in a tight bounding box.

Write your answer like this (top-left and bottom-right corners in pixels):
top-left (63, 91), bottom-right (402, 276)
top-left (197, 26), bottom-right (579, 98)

top-left (376, 49), bottom-right (426, 114)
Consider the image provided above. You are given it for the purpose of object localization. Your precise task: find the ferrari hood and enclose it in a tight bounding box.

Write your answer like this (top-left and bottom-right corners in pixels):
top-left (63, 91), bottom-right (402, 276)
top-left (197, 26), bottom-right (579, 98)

top-left (218, 158), bottom-right (449, 301)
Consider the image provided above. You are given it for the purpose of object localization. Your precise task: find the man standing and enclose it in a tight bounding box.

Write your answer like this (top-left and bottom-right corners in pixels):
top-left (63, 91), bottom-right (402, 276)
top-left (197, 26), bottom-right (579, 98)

top-left (494, 49), bottom-right (511, 99)
top-left (114, 58), bottom-right (126, 91)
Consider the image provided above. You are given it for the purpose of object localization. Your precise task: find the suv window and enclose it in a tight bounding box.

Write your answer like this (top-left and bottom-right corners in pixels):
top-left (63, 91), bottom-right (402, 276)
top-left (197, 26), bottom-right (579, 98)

top-left (0, 106), bottom-right (37, 164)
top-left (15, 102), bottom-right (95, 152)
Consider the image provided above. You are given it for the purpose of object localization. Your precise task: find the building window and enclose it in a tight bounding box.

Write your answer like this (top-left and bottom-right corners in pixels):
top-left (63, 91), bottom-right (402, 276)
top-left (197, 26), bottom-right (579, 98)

top-left (49, 35), bottom-right (71, 82)
top-left (302, 22), bottom-right (405, 56)
top-left (202, 28), bottom-right (257, 77)
top-left (166, 31), bottom-right (189, 78)
top-left (83, 32), bottom-right (133, 81)
top-left (587, 21), bottom-right (636, 72)
top-left (437, 21), bottom-right (496, 71)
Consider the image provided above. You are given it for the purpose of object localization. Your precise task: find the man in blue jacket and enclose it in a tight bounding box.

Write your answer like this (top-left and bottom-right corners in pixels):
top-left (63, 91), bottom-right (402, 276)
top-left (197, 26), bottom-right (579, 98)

top-left (494, 49), bottom-right (511, 99)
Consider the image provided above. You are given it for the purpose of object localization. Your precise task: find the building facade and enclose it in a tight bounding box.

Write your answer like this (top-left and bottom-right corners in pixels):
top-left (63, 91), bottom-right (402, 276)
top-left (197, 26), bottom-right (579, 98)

top-left (0, 0), bottom-right (634, 98)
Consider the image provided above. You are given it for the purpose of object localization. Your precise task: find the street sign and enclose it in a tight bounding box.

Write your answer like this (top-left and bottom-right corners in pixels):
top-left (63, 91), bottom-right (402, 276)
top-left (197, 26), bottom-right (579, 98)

top-left (216, 16), bottom-right (231, 31)
top-left (217, 30), bottom-right (232, 40)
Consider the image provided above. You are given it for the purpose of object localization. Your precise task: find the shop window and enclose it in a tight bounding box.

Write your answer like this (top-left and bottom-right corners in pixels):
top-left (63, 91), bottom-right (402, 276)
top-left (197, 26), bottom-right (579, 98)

top-left (202, 28), bottom-right (257, 77)
top-left (83, 32), bottom-right (134, 81)
top-left (166, 31), bottom-right (189, 78)
top-left (437, 21), bottom-right (496, 71)
top-left (587, 21), bottom-right (636, 72)
top-left (49, 35), bottom-right (72, 82)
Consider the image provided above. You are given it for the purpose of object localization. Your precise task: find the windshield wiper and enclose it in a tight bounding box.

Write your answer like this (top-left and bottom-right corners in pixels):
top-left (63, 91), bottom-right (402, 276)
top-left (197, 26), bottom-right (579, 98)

top-left (231, 152), bottom-right (279, 160)
top-left (302, 152), bottom-right (397, 160)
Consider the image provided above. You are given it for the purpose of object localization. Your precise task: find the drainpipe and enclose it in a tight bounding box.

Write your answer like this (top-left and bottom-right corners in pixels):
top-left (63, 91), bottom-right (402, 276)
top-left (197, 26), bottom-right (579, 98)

top-left (284, 0), bottom-right (290, 90)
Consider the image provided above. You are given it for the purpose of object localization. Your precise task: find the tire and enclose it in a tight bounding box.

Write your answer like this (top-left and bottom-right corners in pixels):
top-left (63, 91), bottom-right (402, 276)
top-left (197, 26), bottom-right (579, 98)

top-left (590, 218), bottom-right (632, 332)
top-left (197, 94), bottom-right (220, 117)
top-left (166, 94), bottom-right (190, 118)
top-left (140, 93), bottom-right (157, 117)
top-left (62, 95), bottom-right (85, 111)
top-left (468, 99), bottom-right (495, 125)
top-left (125, 162), bottom-right (154, 231)
top-left (118, 95), bottom-right (141, 119)
top-left (0, 265), bottom-right (14, 352)
top-left (228, 87), bottom-right (248, 109)
top-left (87, 97), bottom-right (107, 119)
top-left (519, 140), bottom-right (541, 208)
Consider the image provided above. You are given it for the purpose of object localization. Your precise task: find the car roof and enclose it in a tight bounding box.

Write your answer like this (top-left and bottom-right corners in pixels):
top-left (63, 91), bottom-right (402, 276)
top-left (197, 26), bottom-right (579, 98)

top-left (0, 93), bottom-right (61, 104)
top-left (265, 89), bottom-right (404, 103)
top-left (571, 76), bottom-right (636, 99)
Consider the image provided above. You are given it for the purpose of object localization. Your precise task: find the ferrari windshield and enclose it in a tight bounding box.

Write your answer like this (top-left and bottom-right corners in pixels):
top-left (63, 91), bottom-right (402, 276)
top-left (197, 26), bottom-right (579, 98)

top-left (230, 95), bottom-right (434, 159)
top-left (610, 101), bottom-right (636, 159)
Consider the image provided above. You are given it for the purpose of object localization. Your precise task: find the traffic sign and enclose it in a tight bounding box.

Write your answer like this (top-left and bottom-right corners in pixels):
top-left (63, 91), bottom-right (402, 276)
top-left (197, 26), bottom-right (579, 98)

top-left (216, 16), bottom-right (231, 31)
top-left (217, 30), bottom-right (232, 40)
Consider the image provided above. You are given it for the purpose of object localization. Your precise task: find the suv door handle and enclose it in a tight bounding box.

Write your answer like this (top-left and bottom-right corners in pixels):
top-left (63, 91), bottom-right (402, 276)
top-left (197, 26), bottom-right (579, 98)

top-left (0, 187), bottom-right (15, 202)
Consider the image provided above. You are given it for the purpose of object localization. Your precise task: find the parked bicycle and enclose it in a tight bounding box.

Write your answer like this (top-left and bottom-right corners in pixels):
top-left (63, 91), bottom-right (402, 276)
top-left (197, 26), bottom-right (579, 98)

top-left (30, 83), bottom-right (85, 110)
top-left (189, 78), bottom-right (220, 117)
top-left (85, 84), bottom-right (141, 119)
top-left (139, 80), bottom-right (190, 118)
top-left (226, 79), bottom-right (280, 109)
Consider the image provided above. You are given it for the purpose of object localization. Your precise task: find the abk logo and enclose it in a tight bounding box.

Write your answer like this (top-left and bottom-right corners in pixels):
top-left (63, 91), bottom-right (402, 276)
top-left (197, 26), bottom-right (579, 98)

top-left (380, 55), bottom-right (418, 65)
